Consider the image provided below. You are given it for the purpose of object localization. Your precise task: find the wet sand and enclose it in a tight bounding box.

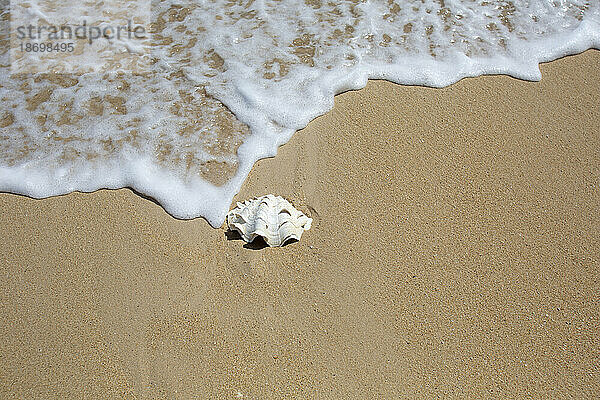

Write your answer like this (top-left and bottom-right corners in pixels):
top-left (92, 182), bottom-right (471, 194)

top-left (1, 50), bottom-right (599, 398)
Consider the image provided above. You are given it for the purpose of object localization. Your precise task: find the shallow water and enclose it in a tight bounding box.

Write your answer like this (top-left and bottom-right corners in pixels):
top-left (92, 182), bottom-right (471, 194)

top-left (1, 0), bottom-right (599, 226)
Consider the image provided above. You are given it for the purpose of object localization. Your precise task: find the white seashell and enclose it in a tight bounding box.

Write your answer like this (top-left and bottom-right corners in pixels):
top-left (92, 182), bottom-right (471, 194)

top-left (227, 195), bottom-right (312, 247)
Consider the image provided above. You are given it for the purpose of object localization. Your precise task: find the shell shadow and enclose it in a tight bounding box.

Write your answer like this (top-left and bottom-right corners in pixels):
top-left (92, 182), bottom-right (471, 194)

top-left (225, 229), bottom-right (298, 250)
top-left (243, 236), bottom-right (270, 250)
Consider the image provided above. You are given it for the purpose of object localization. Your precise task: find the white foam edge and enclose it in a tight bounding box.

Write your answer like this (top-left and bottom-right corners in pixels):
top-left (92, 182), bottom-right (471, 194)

top-left (0, 18), bottom-right (598, 228)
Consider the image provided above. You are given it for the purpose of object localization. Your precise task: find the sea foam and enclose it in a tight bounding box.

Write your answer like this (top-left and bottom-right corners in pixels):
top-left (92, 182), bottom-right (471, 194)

top-left (1, 0), bottom-right (599, 226)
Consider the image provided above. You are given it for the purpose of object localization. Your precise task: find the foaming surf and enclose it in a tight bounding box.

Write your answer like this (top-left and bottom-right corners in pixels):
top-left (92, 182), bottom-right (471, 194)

top-left (1, 0), bottom-right (599, 226)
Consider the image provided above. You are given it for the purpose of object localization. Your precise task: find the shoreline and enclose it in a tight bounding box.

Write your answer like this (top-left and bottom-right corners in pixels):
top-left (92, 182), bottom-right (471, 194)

top-left (1, 49), bottom-right (599, 398)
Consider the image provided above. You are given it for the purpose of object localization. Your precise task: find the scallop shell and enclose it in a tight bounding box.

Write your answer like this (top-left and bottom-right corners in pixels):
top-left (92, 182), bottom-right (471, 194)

top-left (227, 195), bottom-right (312, 247)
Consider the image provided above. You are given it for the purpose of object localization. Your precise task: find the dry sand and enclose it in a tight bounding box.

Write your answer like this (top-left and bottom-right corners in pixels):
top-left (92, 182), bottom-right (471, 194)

top-left (1, 50), bottom-right (599, 399)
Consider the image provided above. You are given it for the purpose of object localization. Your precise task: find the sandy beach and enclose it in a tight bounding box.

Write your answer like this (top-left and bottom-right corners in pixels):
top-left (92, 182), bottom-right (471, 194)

top-left (1, 50), bottom-right (599, 398)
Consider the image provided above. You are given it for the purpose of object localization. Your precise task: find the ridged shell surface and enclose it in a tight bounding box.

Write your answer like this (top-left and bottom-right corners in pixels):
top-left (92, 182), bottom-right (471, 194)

top-left (227, 195), bottom-right (312, 247)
